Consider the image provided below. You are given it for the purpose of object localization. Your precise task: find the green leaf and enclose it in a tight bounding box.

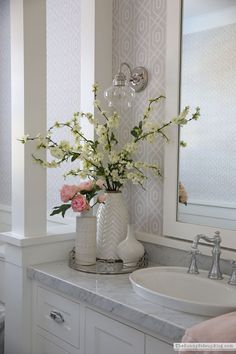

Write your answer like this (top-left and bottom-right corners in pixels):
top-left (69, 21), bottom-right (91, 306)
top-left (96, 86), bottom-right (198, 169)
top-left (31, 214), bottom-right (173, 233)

top-left (71, 153), bottom-right (80, 162)
top-left (131, 126), bottom-right (141, 138)
top-left (50, 204), bottom-right (71, 218)
top-left (110, 132), bottom-right (118, 144)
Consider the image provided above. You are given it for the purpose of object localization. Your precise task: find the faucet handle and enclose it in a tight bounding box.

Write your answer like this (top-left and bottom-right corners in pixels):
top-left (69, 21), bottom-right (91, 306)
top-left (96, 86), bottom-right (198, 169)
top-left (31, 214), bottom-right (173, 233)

top-left (214, 231), bottom-right (221, 243)
top-left (188, 248), bottom-right (200, 255)
top-left (228, 261), bottom-right (236, 285)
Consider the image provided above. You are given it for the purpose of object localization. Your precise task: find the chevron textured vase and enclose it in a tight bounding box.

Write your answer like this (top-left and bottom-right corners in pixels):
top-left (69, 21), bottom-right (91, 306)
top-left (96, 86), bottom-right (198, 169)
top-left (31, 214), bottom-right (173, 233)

top-left (96, 192), bottom-right (129, 260)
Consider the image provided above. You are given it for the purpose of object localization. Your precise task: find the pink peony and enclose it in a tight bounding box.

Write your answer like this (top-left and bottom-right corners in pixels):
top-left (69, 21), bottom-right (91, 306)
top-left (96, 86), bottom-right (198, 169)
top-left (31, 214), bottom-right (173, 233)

top-left (71, 194), bottom-right (90, 212)
top-left (60, 184), bottom-right (79, 203)
top-left (98, 194), bottom-right (106, 203)
top-left (78, 180), bottom-right (94, 192)
top-left (96, 179), bottom-right (105, 189)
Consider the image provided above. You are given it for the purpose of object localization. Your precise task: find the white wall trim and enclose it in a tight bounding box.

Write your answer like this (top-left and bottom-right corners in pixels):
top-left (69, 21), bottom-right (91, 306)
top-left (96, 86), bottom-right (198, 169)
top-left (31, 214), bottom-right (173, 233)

top-left (179, 201), bottom-right (236, 230)
top-left (11, 0), bottom-right (47, 237)
top-left (184, 5), bottom-right (236, 34)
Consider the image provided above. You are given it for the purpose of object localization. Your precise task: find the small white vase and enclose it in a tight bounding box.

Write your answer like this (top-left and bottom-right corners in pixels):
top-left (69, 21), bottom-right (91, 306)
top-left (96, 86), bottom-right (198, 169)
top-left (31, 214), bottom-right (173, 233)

top-left (96, 192), bottom-right (129, 260)
top-left (75, 214), bottom-right (96, 265)
top-left (117, 224), bottom-right (144, 266)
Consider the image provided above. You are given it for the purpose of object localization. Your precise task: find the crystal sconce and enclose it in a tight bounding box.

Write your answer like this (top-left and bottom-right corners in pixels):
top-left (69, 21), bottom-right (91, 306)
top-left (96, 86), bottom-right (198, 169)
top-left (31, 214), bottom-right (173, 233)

top-left (104, 62), bottom-right (148, 108)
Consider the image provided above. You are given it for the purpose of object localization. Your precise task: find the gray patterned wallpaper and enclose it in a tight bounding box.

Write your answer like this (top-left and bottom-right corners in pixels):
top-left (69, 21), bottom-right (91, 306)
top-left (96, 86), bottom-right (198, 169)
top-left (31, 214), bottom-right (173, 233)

top-left (0, 0), bottom-right (11, 207)
top-left (113, 0), bottom-right (166, 235)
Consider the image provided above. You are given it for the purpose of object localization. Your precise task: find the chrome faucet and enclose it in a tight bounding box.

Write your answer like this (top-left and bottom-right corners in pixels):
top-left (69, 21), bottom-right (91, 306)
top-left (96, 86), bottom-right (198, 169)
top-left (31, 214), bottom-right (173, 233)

top-left (188, 231), bottom-right (223, 280)
top-left (228, 261), bottom-right (236, 285)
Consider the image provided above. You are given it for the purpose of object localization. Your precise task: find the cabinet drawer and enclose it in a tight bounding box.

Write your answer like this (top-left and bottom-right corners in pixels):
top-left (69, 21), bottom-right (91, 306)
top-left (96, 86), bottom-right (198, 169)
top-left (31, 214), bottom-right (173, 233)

top-left (34, 333), bottom-right (75, 354)
top-left (36, 287), bottom-right (80, 348)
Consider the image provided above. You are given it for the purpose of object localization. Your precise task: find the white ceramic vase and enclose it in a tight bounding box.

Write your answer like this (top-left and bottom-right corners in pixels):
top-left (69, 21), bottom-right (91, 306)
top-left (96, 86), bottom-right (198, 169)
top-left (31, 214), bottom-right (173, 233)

top-left (96, 192), bottom-right (129, 260)
top-left (117, 224), bottom-right (145, 266)
top-left (75, 214), bottom-right (96, 265)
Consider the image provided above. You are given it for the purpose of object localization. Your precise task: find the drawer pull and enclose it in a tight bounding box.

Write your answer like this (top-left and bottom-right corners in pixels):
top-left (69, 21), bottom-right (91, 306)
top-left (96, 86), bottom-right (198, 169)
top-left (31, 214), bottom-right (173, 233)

top-left (49, 310), bottom-right (65, 324)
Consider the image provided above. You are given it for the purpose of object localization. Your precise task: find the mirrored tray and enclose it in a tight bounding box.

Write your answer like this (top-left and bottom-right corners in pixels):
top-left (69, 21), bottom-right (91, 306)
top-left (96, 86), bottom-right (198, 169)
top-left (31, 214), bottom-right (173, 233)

top-left (69, 248), bottom-right (148, 275)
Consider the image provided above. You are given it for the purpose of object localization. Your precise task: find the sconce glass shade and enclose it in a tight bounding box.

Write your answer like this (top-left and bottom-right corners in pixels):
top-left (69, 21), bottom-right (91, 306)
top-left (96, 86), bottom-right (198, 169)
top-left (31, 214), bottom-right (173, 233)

top-left (104, 80), bottom-right (135, 108)
top-left (104, 63), bottom-right (147, 108)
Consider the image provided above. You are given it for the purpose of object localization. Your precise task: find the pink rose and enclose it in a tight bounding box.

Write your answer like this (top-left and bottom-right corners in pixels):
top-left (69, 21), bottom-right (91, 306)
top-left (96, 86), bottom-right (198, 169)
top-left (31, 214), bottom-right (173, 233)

top-left (96, 179), bottom-right (105, 189)
top-left (98, 194), bottom-right (106, 203)
top-left (71, 194), bottom-right (90, 212)
top-left (78, 180), bottom-right (94, 192)
top-left (60, 184), bottom-right (79, 203)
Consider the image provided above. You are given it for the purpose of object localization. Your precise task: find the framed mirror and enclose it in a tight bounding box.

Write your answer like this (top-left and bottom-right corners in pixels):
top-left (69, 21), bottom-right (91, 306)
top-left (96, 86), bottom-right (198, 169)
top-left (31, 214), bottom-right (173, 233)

top-left (163, 0), bottom-right (236, 249)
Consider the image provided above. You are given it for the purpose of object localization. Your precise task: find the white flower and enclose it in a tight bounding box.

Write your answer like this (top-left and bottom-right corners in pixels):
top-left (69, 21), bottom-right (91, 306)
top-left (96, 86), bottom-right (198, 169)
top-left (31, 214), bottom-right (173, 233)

top-left (22, 87), bottom-right (198, 195)
top-left (144, 121), bottom-right (160, 132)
top-left (146, 134), bottom-right (156, 143)
top-left (126, 172), bottom-right (145, 184)
top-left (109, 151), bottom-right (119, 164)
top-left (111, 169), bottom-right (119, 181)
top-left (43, 160), bottom-right (58, 168)
top-left (86, 113), bottom-right (97, 125)
top-left (92, 83), bottom-right (99, 92)
top-left (92, 152), bottom-right (103, 163)
top-left (58, 140), bottom-right (71, 151)
top-left (72, 123), bottom-right (81, 135)
top-left (78, 170), bottom-right (89, 179)
top-left (96, 125), bottom-right (108, 137)
top-left (37, 137), bottom-right (49, 148)
top-left (50, 147), bottom-right (64, 159)
top-left (172, 106), bottom-right (190, 125)
top-left (126, 162), bottom-right (134, 169)
top-left (123, 142), bottom-right (136, 154)
top-left (19, 134), bottom-right (29, 144)
top-left (53, 121), bottom-right (60, 128)
top-left (107, 114), bottom-right (119, 128)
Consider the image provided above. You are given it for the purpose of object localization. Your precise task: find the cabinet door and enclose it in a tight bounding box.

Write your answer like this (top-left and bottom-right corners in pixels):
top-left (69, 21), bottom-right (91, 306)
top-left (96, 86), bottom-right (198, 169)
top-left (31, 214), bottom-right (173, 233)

top-left (146, 335), bottom-right (174, 354)
top-left (85, 308), bottom-right (145, 354)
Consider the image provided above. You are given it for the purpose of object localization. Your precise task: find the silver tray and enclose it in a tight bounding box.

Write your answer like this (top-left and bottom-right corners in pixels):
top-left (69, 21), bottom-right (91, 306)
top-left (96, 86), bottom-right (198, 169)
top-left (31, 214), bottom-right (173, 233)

top-left (69, 248), bottom-right (147, 275)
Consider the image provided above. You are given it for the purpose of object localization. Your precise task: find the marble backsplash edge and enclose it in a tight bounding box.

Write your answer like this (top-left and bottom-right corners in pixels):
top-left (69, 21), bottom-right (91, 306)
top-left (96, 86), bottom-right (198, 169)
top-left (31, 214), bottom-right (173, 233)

top-left (143, 241), bottom-right (232, 276)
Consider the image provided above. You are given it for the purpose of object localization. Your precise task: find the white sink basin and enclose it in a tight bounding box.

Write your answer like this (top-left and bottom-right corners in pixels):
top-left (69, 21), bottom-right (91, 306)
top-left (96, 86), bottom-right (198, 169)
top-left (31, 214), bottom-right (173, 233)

top-left (129, 266), bottom-right (236, 316)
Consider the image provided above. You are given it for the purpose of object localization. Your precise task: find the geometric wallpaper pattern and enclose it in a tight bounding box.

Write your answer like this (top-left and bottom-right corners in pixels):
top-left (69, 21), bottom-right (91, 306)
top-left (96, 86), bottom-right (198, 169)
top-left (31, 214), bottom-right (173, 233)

top-left (113, 0), bottom-right (166, 235)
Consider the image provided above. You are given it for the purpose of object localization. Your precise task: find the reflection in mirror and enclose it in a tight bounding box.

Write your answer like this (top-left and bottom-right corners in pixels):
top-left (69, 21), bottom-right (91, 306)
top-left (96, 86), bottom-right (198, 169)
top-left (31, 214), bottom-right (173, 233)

top-left (178, 0), bottom-right (236, 230)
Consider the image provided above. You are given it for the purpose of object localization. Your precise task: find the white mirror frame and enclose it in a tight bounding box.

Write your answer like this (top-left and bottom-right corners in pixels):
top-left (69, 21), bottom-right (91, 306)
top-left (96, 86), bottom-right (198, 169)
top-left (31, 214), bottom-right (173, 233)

top-left (163, 0), bottom-right (236, 250)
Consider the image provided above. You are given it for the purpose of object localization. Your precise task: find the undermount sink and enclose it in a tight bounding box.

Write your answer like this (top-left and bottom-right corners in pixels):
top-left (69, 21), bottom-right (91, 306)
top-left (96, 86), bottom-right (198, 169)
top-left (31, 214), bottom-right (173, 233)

top-left (129, 266), bottom-right (236, 316)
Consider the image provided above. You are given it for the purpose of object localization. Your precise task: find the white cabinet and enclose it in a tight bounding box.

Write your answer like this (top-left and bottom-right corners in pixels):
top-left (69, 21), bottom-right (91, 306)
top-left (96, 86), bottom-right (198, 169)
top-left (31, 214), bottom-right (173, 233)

top-left (85, 308), bottom-right (144, 354)
top-left (146, 335), bottom-right (174, 354)
top-left (32, 284), bottom-right (174, 354)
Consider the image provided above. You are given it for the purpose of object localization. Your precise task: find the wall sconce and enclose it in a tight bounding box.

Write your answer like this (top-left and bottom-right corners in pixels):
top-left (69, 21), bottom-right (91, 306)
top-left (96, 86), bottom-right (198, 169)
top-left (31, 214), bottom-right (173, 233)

top-left (104, 62), bottom-right (148, 108)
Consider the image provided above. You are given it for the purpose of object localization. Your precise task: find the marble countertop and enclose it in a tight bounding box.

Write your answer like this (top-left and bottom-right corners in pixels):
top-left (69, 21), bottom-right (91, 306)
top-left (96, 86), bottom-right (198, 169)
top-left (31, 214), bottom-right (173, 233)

top-left (27, 261), bottom-right (208, 343)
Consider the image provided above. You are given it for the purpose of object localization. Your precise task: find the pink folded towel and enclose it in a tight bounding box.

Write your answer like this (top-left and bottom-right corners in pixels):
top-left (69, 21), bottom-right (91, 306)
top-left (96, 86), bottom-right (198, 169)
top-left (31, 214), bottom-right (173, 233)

top-left (180, 311), bottom-right (236, 354)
